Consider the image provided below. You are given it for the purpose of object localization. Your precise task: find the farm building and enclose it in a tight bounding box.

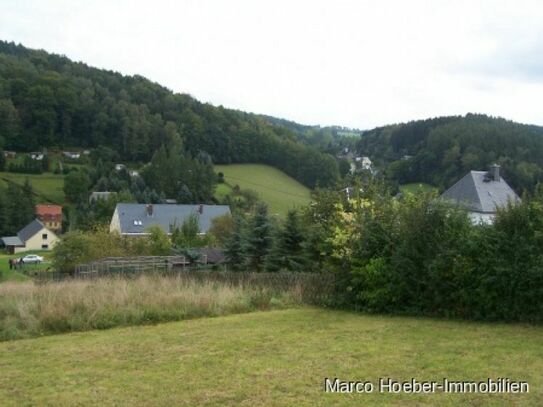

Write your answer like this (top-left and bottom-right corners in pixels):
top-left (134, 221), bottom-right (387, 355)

top-left (35, 204), bottom-right (63, 232)
top-left (0, 219), bottom-right (59, 254)
top-left (440, 164), bottom-right (520, 224)
top-left (89, 191), bottom-right (116, 203)
top-left (110, 203), bottom-right (231, 236)
top-left (62, 151), bottom-right (81, 159)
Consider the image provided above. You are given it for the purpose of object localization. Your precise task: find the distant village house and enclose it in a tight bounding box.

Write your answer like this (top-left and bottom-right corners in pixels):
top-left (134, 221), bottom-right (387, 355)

top-left (62, 151), bottom-right (81, 159)
top-left (1, 220), bottom-right (59, 254)
top-left (89, 191), bottom-right (115, 203)
top-left (35, 204), bottom-right (63, 232)
top-left (29, 152), bottom-right (44, 160)
top-left (440, 164), bottom-right (520, 224)
top-left (110, 203), bottom-right (230, 237)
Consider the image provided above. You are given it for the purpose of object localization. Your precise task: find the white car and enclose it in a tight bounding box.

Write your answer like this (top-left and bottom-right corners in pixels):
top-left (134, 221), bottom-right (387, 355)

top-left (21, 254), bottom-right (44, 264)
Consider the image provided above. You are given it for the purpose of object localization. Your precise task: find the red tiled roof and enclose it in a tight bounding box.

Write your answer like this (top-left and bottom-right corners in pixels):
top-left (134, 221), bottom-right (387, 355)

top-left (35, 204), bottom-right (63, 217)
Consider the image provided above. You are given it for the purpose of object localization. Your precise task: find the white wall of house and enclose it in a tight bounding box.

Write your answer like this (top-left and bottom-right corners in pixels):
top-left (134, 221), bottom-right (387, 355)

top-left (110, 208), bottom-right (121, 234)
top-left (14, 226), bottom-right (59, 253)
top-left (468, 212), bottom-right (495, 225)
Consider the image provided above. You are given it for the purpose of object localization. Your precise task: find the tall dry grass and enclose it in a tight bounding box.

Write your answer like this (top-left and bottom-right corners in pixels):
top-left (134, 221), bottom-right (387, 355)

top-left (0, 274), bottom-right (304, 341)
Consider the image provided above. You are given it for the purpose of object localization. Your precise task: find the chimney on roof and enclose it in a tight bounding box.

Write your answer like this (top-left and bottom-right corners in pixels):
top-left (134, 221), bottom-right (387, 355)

top-left (146, 204), bottom-right (154, 217)
top-left (198, 204), bottom-right (204, 214)
top-left (489, 164), bottom-right (500, 181)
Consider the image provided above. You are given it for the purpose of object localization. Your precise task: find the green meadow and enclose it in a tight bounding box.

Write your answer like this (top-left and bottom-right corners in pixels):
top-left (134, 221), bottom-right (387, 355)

top-left (0, 308), bottom-right (541, 406)
top-left (214, 164), bottom-right (312, 216)
top-left (0, 172), bottom-right (65, 203)
top-left (399, 182), bottom-right (438, 194)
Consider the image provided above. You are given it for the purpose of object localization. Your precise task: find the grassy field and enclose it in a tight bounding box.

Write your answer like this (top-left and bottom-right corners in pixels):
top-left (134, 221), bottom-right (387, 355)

top-left (0, 171), bottom-right (65, 203)
top-left (399, 182), bottom-right (438, 194)
top-left (214, 182), bottom-right (233, 200)
top-left (0, 308), bottom-right (541, 406)
top-left (0, 274), bottom-right (305, 340)
top-left (214, 164), bottom-right (312, 216)
top-left (0, 250), bottom-right (52, 282)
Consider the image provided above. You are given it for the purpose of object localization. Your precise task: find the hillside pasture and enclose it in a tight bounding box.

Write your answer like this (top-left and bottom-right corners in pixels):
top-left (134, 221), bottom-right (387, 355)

top-left (399, 182), bottom-right (438, 194)
top-left (0, 172), bottom-right (65, 203)
top-left (0, 308), bottom-right (541, 406)
top-left (214, 164), bottom-right (312, 216)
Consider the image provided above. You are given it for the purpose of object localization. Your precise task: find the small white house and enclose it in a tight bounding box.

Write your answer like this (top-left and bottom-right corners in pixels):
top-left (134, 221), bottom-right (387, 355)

top-left (1, 220), bottom-right (59, 254)
top-left (29, 152), bottom-right (44, 160)
top-left (110, 203), bottom-right (231, 237)
top-left (441, 164), bottom-right (520, 225)
top-left (63, 151), bottom-right (81, 159)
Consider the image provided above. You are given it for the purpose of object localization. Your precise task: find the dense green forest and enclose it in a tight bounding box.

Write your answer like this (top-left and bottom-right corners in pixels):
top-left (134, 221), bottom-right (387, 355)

top-left (259, 114), bottom-right (359, 154)
top-left (356, 114), bottom-right (543, 193)
top-left (0, 40), bottom-right (339, 189)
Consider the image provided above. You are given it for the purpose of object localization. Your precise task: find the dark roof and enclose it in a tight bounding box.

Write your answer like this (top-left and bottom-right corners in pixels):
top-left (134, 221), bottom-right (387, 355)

top-left (18, 219), bottom-right (46, 242)
top-left (1, 219), bottom-right (48, 246)
top-left (195, 248), bottom-right (226, 264)
top-left (1, 236), bottom-right (24, 246)
top-left (441, 171), bottom-right (520, 213)
top-left (114, 203), bottom-right (231, 235)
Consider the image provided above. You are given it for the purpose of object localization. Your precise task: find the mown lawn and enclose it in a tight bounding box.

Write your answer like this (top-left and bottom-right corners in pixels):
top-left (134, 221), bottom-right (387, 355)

top-left (399, 183), bottom-right (438, 194)
top-left (0, 171), bottom-right (65, 203)
top-left (214, 164), bottom-right (311, 216)
top-left (1, 308), bottom-right (541, 406)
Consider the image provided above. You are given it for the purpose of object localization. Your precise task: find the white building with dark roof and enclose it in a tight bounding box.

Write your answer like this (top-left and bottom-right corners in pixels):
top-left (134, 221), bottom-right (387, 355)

top-left (110, 203), bottom-right (231, 236)
top-left (441, 164), bottom-right (520, 224)
top-left (0, 219), bottom-right (59, 254)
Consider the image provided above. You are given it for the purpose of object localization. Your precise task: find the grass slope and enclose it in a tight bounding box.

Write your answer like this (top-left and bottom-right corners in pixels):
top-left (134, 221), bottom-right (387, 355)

top-left (0, 172), bottom-right (65, 203)
top-left (399, 183), bottom-right (438, 194)
top-left (214, 164), bottom-right (311, 215)
top-left (1, 308), bottom-right (541, 406)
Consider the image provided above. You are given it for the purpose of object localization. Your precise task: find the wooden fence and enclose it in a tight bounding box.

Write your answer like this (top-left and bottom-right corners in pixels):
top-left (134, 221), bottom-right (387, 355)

top-left (33, 256), bottom-right (338, 305)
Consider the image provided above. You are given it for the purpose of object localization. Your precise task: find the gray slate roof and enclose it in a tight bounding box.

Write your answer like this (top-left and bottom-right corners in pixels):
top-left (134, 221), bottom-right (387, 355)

top-left (1, 236), bottom-right (23, 246)
top-left (114, 204), bottom-right (231, 235)
top-left (441, 171), bottom-right (520, 213)
top-left (1, 219), bottom-right (46, 247)
top-left (18, 219), bottom-right (46, 242)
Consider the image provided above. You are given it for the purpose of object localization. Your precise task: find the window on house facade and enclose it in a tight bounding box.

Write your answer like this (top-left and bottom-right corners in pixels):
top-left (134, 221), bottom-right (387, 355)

top-left (42, 233), bottom-right (48, 240)
top-left (41, 244), bottom-right (48, 249)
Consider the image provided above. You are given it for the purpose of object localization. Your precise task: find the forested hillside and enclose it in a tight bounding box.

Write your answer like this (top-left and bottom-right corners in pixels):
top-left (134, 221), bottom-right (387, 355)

top-left (259, 114), bottom-right (360, 154)
top-left (357, 114), bottom-right (543, 192)
top-left (0, 41), bottom-right (339, 188)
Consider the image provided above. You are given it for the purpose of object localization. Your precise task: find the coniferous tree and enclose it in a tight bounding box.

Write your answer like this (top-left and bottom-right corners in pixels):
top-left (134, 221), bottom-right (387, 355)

top-left (245, 203), bottom-right (272, 272)
top-left (4, 181), bottom-right (34, 234)
top-left (0, 193), bottom-right (7, 236)
top-left (225, 216), bottom-right (246, 271)
top-left (266, 210), bottom-right (305, 272)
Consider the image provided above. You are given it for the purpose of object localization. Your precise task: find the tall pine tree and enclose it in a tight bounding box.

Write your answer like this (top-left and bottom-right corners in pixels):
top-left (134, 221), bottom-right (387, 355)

top-left (245, 203), bottom-right (272, 272)
top-left (265, 210), bottom-right (305, 272)
top-left (225, 216), bottom-right (246, 271)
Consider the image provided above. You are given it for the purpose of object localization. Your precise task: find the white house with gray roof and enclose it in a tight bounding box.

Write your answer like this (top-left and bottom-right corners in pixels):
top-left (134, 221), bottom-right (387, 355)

top-left (441, 164), bottom-right (520, 224)
top-left (1, 219), bottom-right (59, 254)
top-left (110, 203), bottom-right (231, 236)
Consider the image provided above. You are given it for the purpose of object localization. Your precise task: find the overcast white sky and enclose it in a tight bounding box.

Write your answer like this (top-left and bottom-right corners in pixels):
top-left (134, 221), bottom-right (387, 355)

top-left (1, 0), bottom-right (543, 129)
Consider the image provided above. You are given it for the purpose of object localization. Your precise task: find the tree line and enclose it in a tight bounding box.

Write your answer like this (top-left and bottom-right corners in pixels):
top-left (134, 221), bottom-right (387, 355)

top-left (0, 40), bottom-right (339, 189)
top-left (0, 180), bottom-right (35, 236)
top-left (356, 114), bottom-right (543, 193)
